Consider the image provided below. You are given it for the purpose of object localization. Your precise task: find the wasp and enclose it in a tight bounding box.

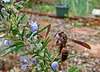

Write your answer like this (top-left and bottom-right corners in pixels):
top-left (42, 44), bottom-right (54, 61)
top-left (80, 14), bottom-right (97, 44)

top-left (59, 49), bottom-right (72, 70)
top-left (55, 31), bottom-right (91, 55)
top-left (52, 31), bottom-right (91, 62)
top-left (62, 49), bottom-right (72, 61)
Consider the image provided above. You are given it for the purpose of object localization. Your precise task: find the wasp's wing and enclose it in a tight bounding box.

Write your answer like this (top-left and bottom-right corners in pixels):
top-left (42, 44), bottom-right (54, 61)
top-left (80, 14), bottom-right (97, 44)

top-left (68, 38), bottom-right (91, 49)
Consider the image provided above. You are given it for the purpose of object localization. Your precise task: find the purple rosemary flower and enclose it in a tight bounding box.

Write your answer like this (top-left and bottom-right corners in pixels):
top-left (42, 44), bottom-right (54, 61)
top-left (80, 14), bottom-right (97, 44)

top-left (2, 39), bottom-right (13, 47)
top-left (30, 21), bottom-right (38, 39)
top-left (3, 0), bottom-right (10, 2)
top-left (42, 49), bottom-right (45, 52)
top-left (3, 40), bottom-right (10, 47)
top-left (31, 58), bottom-right (36, 64)
top-left (12, 46), bottom-right (16, 49)
top-left (19, 56), bottom-right (30, 64)
top-left (51, 61), bottom-right (58, 70)
top-left (31, 21), bottom-right (38, 32)
top-left (1, 8), bottom-right (5, 12)
top-left (30, 31), bottom-right (37, 39)
top-left (21, 64), bottom-right (27, 70)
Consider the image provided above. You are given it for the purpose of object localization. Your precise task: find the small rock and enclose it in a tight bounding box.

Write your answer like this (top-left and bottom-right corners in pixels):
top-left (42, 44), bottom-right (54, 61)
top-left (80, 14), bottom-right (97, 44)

top-left (74, 58), bottom-right (78, 62)
top-left (72, 51), bottom-right (75, 54)
top-left (94, 58), bottom-right (100, 63)
top-left (77, 61), bottom-right (82, 65)
top-left (82, 52), bottom-right (90, 58)
top-left (93, 68), bottom-right (96, 71)
top-left (92, 9), bottom-right (100, 16)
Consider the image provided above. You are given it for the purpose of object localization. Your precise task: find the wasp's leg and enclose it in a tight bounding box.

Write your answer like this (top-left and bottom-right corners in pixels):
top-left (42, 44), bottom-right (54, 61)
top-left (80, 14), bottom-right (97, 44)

top-left (51, 53), bottom-right (59, 63)
top-left (44, 43), bottom-right (60, 49)
top-left (68, 50), bottom-right (72, 54)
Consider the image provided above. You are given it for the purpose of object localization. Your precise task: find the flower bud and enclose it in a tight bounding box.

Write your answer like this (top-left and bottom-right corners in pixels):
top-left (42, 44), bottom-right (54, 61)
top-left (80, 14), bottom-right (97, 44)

top-left (51, 61), bottom-right (58, 70)
top-left (31, 21), bottom-right (38, 32)
top-left (19, 56), bottom-right (30, 64)
top-left (1, 8), bottom-right (5, 12)
top-left (31, 58), bottom-right (36, 64)
top-left (23, 60), bottom-right (29, 64)
top-left (21, 65), bottom-right (27, 70)
top-left (38, 51), bottom-right (43, 57)
top-left (3, 40), bottom-right (10, 47)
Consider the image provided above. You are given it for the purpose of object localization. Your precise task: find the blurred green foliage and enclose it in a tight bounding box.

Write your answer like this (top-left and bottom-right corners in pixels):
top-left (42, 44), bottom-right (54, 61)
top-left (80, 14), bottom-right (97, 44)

top-left (24, 0), bottom-right (100, 16)
top-left (34, 5), bottom-right (55, 13)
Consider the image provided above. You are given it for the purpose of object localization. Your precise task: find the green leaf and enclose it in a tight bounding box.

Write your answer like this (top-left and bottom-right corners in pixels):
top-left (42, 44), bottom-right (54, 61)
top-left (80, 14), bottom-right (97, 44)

top-left (68, 65), bottom-right (75, 71)
top-left (46, 66), bottom-right (50, 70)
top-left (13, 41), bottom-right (24, 45)
top-left (40, 62), bottom-right (44, 69)
top-left (70, 67), bottom-right (78, 72)
top-left (33, 41), bottom-right (37, 47)
top-left (15, 32), bottom-right (22, 36)
top-left (20, 13), bottom-right (26, 22)
top-left (22, 28), bottom-right (25, 40)
top-left (2, 44), bottom-right (17, 51)
top-left (17, 13), bottom-right (26, 26)
top-left (41, 36), bottom-right (50, 50)
top-left (21, 0), bottom-right (30, 6)
top-left (46, 49), bottom-right (51, 57)
top-left (2, 41), bottom-right (24, 52)
top-left (37, 35), bottom-right (40, 44)
top-left (21, 15), bottom-right (27, 22)
top-left (32, 54), bottom-right (38, 58)
top-left (16, 16), bottom-right (19, 20)
top-left (43, 38), bottom-right (51, 49)
top-left (21, 1), bottom-right (25, 6)
top-left (75, 23), bottom-right (82, 27)
top-left (16, 0), bottom-right (29, 10)
top-left (82, 63), bottom-right (90, 67)
top-left (41, 37), bottom-right (51, 50)
top-left (33, 24), bottom-right (51, 37)
top-left (36, 58), bottom-right (39, 63)
top-left (38, 58), bottom-right (51, 62)
top-left (43, 49), bottom-right (46, 65)
top-left (1, 45), bottom-right (24, 57)
top-left (0, 12), bottom-right (4, 18)
top-left (74, 66), bottom-right (82, 72)
top-left (37, 24), bottom-right (40, 27)
top-left (0, 30), bottom-right (6, 33)
top-left (20, 51), bottom-right (32, 56)
top-left (45, 53), bottom-right (50, 59)
top-left (67, 53), bottom-right (79, 59)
